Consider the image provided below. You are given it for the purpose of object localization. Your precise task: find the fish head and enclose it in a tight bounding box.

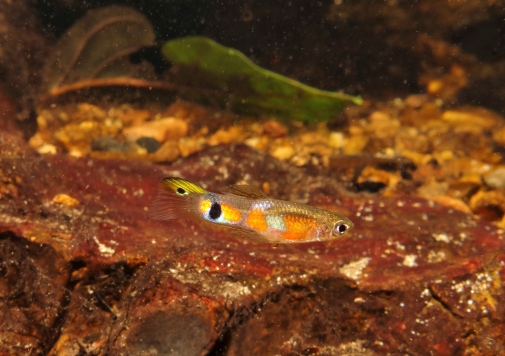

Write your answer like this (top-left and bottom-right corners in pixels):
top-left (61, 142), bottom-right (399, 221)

top-left (314, 212), bottom-right (354, 241)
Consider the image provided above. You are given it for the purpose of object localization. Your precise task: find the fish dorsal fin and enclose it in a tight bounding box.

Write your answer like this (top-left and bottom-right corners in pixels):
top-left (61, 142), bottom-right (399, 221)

top-left (223, 183), bottom-right (269, 199)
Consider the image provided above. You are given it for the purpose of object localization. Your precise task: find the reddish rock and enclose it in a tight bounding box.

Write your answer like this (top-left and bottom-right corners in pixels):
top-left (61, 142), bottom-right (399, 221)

top-left (108, 262), bottom-right (230, 355)
top-left (0, 90), bottom-right (23, 138)
top-left (0, 132), bottom-right (504, 355)
top-left (0, 233), bottom-right (69, 355)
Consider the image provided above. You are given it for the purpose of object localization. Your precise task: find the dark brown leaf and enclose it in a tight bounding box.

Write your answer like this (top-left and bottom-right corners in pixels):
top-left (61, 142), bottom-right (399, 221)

top-left (41, 5), bottom-right (157, 96)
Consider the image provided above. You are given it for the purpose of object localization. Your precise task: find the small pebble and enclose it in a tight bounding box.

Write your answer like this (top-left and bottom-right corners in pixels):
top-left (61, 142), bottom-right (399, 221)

top-left (484, 167), bottom-right (505, 190)
top-left (91, 137), bottom-right (134, 152)
top-left (262, 120), bottom-right (287, 138)
top-left (447, 177), bottom-right (480, 200)
top-left (441, 108), bottom-right (499, 133)
top-left (136, 137), bottom-right (161, 153)
top-left (179, 137), bottom-right (205, 157)
top-left (493, 126), bottom-right (505, 146)
top-left (343, 136), bottom-right (368, 155)
top-left (417, 182), bottom-right (449, 200)
top-left (271, 145), bottom-right (295, 161)
top-left (150, 141), bottom-right (179, 162)
top-left (355, 166), bottom-right (390, 192)
top-left (53, 193), bottom-right (80, 207)
top-left (328, 132), bottom-right (344, 149)
top-left (37, 144), bottom-right (58, 155)
top-left (123, 117), bottom-right (188, 142)
top-left (469, 190), bottom-right (505, 221)
top-left (432, 196), bottom-right (472, 214)
top-left (208, 126), bottom-right (244, 146)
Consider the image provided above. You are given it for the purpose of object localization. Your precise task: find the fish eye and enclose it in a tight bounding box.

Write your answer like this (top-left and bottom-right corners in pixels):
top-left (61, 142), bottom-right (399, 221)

top-left (334, 222), bottom-right (348, 234)
top-left (176, 187), bottom-right (188, 195)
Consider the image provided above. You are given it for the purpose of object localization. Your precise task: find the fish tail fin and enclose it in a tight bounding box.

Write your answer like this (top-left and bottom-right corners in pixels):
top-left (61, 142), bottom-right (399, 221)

top-left (149, 177), bottom-right (207, 221)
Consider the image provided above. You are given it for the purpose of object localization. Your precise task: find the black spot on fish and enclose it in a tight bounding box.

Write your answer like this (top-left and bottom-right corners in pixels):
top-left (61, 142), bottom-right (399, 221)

top-left (176, 187), bottom-right (186, 195)
top-left (209, 202), bottom-right (222, 220)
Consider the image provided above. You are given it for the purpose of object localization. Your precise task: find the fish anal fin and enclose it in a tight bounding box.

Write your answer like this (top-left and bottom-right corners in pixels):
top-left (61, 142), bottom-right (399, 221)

top-left (223, 225), bottom-right (279, 244)
top-left (223, 184), bottom-right (269, 199)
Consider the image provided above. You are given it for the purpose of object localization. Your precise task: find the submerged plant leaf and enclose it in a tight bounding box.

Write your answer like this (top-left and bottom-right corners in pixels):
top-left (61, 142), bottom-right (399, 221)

top-left (41, 5), bottom-right (159, 96)
top-left (162, 36), bottom-right (363, 123)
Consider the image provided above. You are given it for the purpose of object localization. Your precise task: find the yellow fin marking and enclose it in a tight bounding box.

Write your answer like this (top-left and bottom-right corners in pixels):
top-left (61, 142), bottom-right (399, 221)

top-left (221, 204), bottom-right (242, 223)
top-left (161, 177), bottom-right (207, 195)
top-left (246, 209), bottom-right (268, 232)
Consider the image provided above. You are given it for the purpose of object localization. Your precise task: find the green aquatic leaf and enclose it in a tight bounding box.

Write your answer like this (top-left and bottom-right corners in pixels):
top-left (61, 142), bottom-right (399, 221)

top-left (162, 36), bottom-right (363, 123)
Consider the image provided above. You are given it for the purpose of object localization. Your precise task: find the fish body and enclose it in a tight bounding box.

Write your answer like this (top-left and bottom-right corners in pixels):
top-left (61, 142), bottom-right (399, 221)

top-left (150, 177), bottom-right (353, 244)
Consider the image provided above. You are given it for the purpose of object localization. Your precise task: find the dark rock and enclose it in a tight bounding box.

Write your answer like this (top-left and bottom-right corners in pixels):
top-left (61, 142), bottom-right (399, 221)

top-left (91, 136), bottom-right (135, 152)
top-left (108, 262), bottom-right (229, 355)
top-left (136, 136), bottom-right (161, 153)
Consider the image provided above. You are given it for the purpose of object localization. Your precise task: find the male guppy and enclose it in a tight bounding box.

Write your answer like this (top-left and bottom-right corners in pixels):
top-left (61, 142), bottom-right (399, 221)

top-left (150, 177), bottom-right (353, 243)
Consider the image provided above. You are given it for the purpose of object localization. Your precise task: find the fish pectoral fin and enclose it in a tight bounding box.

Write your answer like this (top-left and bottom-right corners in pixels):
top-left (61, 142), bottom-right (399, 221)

top-left (223, 183), bottom-right (269, 199)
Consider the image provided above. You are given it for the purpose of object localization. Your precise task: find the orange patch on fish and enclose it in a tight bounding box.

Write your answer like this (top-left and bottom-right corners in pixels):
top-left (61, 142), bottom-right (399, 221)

top-left (282, 215), bottom-right (316, 241)
top-left (200, 199), bottom-right (212, 214)
top-left (221, 204), bottom-right (242, 223)
top-left (246, 209), bottom-right (268, 232)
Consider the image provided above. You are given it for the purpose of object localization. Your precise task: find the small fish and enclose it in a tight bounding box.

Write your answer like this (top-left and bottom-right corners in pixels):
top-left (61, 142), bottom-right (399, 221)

top-left (150, 177), bottom-right (353, 244)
